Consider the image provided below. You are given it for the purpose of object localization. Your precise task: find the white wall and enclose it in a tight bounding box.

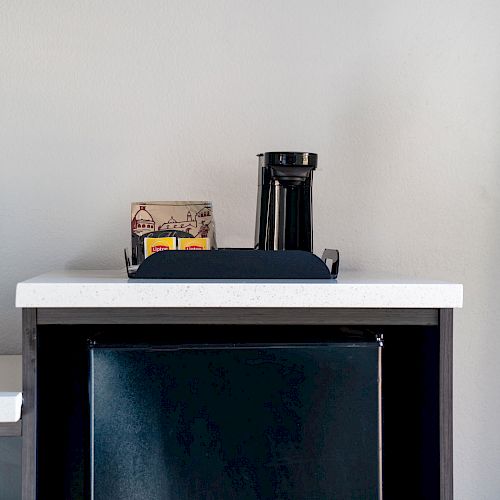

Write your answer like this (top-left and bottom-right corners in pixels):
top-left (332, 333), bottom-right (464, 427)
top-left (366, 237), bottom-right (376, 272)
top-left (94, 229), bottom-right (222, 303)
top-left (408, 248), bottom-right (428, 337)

top-left (2, 1), bottom-right (499, 497)
top-left (0, 356), bottom-right (21, 392)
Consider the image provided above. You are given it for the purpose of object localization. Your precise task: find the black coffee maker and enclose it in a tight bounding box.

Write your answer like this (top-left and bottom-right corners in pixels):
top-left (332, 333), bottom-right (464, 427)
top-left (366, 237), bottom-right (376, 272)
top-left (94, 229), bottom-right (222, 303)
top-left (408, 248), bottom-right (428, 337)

top-left (255, 152), bottom-right (317, 252)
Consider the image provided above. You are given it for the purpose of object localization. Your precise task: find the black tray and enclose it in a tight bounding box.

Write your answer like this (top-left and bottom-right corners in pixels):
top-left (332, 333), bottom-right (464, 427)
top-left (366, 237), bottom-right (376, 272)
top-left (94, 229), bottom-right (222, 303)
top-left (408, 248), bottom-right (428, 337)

top-left (125, 249), bottom-right (339, 280)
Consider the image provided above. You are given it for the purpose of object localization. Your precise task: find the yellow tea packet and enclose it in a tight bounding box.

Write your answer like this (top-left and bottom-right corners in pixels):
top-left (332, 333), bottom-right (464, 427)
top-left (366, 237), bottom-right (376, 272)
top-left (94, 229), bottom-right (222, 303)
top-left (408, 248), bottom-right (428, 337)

top-left (144, 237), bottom-right (177, 257)
top-left (178, 238), bottom-right (209, 250)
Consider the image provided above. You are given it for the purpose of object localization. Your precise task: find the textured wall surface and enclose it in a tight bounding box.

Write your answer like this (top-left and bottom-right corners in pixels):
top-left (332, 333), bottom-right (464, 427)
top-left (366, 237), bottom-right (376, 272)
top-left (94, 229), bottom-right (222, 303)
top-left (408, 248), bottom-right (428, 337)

top-left (1, 1), bottom-right (500, 497)
top-left (0, 356), bottom-right (21, 392)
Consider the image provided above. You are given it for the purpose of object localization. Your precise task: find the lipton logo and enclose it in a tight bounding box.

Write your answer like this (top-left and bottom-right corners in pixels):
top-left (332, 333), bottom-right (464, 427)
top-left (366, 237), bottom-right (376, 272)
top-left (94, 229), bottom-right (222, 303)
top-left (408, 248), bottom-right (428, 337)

top-left (152, 245), bottom-right (170, 252)
top-left (185, 245), bottom-right (203, 250)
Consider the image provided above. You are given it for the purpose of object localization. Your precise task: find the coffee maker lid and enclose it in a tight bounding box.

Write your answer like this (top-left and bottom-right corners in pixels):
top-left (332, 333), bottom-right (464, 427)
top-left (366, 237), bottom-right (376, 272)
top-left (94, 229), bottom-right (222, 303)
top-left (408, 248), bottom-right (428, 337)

top-left (259, 152), bottom-right (318, 168)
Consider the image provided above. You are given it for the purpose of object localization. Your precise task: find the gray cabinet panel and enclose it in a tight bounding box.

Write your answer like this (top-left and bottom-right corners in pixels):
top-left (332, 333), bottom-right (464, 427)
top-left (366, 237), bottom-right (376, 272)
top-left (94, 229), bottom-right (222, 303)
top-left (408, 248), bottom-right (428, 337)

top-left (0, 437), bottom-right (21, 500)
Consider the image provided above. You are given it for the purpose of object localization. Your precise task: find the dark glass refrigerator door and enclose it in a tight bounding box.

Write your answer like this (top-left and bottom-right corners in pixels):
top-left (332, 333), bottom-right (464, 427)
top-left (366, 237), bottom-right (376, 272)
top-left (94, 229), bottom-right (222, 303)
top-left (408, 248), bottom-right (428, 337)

top-left (90, 343), bottom-right (381, 500)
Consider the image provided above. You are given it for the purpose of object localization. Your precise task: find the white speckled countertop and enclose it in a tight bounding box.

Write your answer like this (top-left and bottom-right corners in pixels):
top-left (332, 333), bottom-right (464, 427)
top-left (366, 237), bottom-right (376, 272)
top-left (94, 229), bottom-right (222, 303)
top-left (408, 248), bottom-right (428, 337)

top-left (15, 270), bottom-right (463, 309)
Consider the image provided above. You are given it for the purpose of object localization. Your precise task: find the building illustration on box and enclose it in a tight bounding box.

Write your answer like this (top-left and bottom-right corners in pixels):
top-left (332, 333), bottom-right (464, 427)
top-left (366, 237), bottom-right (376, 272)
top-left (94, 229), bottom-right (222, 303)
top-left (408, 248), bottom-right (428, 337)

top-left (131, 202), bottom-right (215, 241)
top-left (131, 206), bottom-right (156, 234)
top-left (158, 207), bottom-right (212, 237)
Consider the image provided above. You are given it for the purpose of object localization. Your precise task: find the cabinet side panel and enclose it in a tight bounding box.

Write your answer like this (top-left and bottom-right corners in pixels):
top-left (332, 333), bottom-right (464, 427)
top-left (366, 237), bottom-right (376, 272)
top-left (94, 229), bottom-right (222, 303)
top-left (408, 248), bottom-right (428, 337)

top-left (439, 309), bottom-right (453, 500)
top-left (22, 309), bottom-right (37, 500)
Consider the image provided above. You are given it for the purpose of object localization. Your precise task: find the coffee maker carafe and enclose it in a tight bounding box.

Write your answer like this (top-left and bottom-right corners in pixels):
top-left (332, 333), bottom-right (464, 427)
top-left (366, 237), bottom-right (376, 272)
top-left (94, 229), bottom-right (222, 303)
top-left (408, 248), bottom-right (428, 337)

top-left (255, 152), bottom-right (317, 252)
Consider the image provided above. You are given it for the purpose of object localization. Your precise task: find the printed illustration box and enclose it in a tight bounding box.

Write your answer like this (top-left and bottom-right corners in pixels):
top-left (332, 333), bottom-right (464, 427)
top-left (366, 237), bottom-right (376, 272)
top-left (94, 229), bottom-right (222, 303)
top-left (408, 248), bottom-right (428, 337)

top-left (131, 201), bottom-right (216, 264)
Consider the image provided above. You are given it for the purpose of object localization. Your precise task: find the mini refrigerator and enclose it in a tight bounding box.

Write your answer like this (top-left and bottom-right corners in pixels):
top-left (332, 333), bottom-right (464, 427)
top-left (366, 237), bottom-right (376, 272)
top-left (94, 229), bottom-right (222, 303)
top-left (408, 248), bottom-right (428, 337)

top-left (90, 337), bottom-right (382, 499)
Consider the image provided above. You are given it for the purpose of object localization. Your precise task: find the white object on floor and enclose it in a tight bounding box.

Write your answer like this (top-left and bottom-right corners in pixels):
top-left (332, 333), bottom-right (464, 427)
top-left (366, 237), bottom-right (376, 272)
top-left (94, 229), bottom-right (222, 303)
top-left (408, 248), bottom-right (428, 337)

top-left (15, 270), bottom-right (463, 309)
top-left (0, 392), bottom-right (22, 423)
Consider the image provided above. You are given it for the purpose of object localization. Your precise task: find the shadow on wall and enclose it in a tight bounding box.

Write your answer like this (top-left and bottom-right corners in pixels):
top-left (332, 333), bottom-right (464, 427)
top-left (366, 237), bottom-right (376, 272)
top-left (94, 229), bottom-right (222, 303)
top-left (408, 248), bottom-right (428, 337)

top-left (316, 84), bottom-right (414, 271)
top-left (453, 157), bottom-right (500, 496)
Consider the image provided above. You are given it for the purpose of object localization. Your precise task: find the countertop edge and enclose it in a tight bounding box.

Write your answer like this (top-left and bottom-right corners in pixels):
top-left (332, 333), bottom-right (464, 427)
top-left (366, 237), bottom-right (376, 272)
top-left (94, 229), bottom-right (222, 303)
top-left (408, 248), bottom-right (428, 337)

top-left (15, 281), bottom-right (464, 309)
